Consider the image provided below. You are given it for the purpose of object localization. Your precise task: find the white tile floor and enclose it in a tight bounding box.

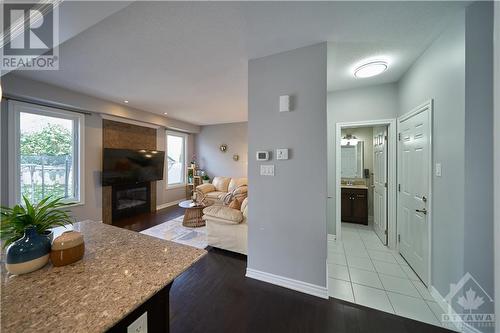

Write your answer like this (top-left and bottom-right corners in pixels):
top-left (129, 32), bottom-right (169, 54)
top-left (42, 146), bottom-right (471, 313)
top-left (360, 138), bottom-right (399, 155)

top-left (328, 222), bottom-right (447, 328)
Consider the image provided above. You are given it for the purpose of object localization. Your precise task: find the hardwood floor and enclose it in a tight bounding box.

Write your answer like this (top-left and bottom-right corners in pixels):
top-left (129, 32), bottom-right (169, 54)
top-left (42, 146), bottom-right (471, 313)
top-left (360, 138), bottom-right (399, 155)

top-left (112, 205), bottom-right (185, 232)
top-left (114, 207), bottom-right (451, 332)
top-left (170, 248), bottom-right (452, 333)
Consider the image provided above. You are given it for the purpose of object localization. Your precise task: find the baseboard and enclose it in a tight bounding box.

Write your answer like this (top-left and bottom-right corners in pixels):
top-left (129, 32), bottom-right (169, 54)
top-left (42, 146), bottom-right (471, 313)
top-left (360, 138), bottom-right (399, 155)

top-left (327, 234), bottom-right (336, 242)
top-left (156, 199), bottom-right (183, 211)
top-left (429, 286), bottom-right (481, 333)
top-left (246, 268), bottom-right (328, 299)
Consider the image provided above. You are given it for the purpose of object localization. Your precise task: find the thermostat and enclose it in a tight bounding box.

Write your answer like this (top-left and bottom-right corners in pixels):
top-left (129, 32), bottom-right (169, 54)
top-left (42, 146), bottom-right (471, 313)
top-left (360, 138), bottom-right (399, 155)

top-left (256, 151), bottom-right (270, 161)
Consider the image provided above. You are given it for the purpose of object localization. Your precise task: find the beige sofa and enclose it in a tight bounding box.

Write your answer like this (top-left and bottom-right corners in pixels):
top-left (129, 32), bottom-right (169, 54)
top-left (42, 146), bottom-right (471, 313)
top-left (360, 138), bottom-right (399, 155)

top-left (202, 198), bottom-right (248, 255)
top-left (196, 177), bottom-right (247, 206)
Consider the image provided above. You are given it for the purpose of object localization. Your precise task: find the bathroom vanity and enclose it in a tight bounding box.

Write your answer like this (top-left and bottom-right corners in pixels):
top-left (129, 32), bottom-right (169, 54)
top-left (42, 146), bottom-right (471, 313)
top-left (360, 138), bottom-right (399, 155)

top-left (341, 185), bottom-right (368, 225)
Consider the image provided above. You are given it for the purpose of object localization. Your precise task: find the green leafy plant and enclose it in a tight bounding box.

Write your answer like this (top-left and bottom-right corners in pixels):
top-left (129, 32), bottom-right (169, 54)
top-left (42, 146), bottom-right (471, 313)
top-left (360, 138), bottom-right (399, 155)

top-left (0, 195), bottom-right (74, 248)
top-left (202, 175), bottom-right (210, 181)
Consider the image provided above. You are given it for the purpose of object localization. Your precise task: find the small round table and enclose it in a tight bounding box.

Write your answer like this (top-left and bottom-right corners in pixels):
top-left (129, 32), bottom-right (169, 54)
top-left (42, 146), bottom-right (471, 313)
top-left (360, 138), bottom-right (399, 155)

top-left (178, 200), bottom-right (206, 227)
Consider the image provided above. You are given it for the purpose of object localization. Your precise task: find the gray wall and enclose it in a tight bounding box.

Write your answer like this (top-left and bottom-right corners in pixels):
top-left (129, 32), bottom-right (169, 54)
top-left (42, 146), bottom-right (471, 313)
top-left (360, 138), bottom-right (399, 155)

top-left (195, 122), bottom-right (248, 179)
top-left (463, 2), bottom-right (494, 328)
top-left (398, 8), bottom-right (466, 302)
top-left (1, 74), bottom-right (200, 221)
top-left (327, 83), bottom-right (398, 234)
top-left (248, 43), bottom-right (327, 287)
top-left (494, 2), bottom-right (500, 329)
top-left (399, 6), bottom-right (495, 327)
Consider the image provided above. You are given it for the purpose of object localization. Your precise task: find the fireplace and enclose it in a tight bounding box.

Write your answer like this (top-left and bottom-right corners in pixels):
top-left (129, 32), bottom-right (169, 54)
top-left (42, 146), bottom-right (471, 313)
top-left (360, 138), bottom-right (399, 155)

top-left (112, 182), bottom-right (151, 220)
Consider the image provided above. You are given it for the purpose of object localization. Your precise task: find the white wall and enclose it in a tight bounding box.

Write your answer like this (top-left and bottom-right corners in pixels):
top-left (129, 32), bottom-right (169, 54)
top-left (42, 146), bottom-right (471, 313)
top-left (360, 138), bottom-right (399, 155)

top-left (327, 83), bottom-right (398, 234)
top-left (248, 43), bottom-right (328, 288)
top-left (195, 122), bottom-right (248, 179)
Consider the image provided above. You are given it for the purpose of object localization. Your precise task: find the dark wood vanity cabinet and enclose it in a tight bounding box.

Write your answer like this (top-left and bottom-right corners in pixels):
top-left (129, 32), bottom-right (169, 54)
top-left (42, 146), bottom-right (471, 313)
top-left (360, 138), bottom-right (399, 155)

top-left (341, 187), bottom-right (368, 225)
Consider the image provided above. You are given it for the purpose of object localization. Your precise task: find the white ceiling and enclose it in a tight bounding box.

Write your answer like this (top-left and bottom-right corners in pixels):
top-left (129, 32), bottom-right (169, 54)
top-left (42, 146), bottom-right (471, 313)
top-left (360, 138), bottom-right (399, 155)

top-left (13, 1), bottom-right (467, 125)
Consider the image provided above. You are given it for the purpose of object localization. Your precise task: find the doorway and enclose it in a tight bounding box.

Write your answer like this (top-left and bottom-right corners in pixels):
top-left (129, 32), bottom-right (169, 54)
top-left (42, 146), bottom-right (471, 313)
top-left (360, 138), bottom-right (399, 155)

top-left (397, 100), bottom-right (433, 286)
top-left (335, 119), bottom-right (397, 249)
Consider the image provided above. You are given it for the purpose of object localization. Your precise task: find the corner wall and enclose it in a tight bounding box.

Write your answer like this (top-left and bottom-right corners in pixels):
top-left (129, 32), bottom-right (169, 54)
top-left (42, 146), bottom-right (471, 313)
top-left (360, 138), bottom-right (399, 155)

top-left (248, 43), bottom-right (327, 288)
top-left (195, 122), bottom-right (248, 179)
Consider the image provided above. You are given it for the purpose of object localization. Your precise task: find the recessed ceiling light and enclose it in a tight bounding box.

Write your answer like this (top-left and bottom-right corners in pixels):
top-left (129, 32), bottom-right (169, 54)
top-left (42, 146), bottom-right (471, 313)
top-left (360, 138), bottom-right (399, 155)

top-left (354, 61), bottom-right (388, 78)
top-left (164, 112), bottom-right (168, 115)
top-left (124, 100), bottom-right (129, 103)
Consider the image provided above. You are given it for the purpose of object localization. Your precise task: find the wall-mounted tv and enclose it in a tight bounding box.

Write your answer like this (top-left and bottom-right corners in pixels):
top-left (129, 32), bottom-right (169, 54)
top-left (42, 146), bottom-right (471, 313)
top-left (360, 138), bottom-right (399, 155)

top-left (102, 148), bottom-right (165, 186)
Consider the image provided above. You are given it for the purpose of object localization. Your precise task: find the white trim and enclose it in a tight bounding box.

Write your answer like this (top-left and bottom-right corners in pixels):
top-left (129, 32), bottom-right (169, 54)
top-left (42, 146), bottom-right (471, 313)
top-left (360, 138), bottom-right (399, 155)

top-left (334, 118), bottom-right (397, 249)
top-left (7, 100), bottom-right (85, 206)
top-left (166, 130), bottom-right (188, 188)
top-left (397, 99), bottom-right (433, 286)
top-left (429, 286), bottom-right (481, 333)
top-left (246, 268), bottom-right (328, 299)
top-left (156, 199), bottom-right (183, 211)
top-left (166, 184), bottom-right (185, 190)
top-left (327, 234), bottom-right (336, 242)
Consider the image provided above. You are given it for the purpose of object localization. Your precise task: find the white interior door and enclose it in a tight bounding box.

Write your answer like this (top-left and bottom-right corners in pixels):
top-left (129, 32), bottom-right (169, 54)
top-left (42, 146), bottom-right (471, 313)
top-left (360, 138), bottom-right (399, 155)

top-left (373, 126), bottom-right (388, 245)
top-left (398, 104), bottom-right (431, 286)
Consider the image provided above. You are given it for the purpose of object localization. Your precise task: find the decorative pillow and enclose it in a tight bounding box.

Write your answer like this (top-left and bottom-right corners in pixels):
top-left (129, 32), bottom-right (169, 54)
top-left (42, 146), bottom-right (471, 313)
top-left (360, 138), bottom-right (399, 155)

top-left (228, 198), bottom-right (242, 210)
top-left (203, 205), bottom-right (243, 224)
top-left (241, 197), bottom-right (248, 218)
top-left (196, 183), bottom-right (216, 194)
top-left (228, 178), bottom-right (248, 193)
top-left (212, 177), bottom-right (231, 192)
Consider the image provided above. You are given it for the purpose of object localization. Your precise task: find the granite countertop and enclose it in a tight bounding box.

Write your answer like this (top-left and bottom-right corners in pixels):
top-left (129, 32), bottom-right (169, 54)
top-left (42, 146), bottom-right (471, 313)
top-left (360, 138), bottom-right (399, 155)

top-left (1, 220), bottom-right (206, 333)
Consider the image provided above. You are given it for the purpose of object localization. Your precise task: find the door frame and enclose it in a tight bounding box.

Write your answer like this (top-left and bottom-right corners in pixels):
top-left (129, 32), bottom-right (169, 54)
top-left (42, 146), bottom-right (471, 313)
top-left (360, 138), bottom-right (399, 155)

top-left (335, 119), bottom-right (397, 249)
top-left (397, 99), bottom-right (433, 286)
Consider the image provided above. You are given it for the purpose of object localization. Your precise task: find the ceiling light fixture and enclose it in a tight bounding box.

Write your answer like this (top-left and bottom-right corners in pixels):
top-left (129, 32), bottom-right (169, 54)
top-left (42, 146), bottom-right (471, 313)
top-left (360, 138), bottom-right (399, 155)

top-left (124, 100), bottom-right (129, 104)
top-left (354, 61), bottom-right (388, 78)
top-left (341, 134), bottom-right (359, 146)
top-left (163, 112), bottom-right (168, 115)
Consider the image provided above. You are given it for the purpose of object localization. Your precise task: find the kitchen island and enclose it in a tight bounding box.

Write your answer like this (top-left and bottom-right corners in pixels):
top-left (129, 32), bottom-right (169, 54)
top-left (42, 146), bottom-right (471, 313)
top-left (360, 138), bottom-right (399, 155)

top-left (0, 220), bottom-right (206, 333)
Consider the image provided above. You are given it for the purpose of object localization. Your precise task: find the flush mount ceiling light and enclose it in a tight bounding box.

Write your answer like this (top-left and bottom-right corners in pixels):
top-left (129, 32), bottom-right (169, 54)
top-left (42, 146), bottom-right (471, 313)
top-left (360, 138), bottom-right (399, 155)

top-left (354, 61), bottom-right (388, 78)
top-left (341, 134), bottom-right (359, 146)
top-left (123, 100), bottom-right (129, 103)
top-left (164, 112), bottom-right (168, 115)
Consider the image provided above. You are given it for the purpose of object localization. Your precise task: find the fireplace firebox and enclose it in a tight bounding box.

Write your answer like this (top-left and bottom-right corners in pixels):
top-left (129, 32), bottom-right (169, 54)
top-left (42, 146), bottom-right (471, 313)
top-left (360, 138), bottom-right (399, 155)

top-left (112, 182), bottom-right (151, 220)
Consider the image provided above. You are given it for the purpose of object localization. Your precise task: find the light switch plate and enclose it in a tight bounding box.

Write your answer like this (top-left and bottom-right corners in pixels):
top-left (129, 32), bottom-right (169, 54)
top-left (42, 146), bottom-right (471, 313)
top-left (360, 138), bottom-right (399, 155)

top-left (276, 148), bottom-right (289, 160)
top-left (435, 163), bottom-right (442, 177)
top-left (128, 312), bottom-right (147, 333)
top-left (260, 164), bottom-right (275, 176)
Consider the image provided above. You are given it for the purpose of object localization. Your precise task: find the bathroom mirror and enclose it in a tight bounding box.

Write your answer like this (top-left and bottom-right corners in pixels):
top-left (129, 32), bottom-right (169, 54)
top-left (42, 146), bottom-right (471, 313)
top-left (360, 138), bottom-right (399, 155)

top-left (341, 141), bottom-right (364, 178)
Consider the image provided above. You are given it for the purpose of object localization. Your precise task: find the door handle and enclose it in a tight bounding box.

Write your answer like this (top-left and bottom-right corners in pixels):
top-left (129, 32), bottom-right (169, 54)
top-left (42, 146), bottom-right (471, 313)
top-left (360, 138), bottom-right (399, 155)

top-left (416, 208), bottom-right (427, 215)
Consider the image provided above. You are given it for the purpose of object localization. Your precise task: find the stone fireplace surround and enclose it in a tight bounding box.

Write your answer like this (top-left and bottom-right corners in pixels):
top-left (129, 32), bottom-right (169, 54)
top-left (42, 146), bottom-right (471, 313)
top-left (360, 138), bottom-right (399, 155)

top-left (102, 119), bottom-right (157, 225)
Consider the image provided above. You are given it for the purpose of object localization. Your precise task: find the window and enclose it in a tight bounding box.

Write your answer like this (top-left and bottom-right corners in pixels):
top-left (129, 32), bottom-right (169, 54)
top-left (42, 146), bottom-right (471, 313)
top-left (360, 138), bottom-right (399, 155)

top-left (9, 101), bottom-right (84, 205)
top-left (166, 131), bottom-right (187, 187)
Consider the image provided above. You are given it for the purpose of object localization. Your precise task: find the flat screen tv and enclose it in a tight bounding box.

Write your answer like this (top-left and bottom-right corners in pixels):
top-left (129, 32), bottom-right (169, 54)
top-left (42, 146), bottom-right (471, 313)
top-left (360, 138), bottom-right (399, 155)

top-left (102, 148), bottom-right (165, 186)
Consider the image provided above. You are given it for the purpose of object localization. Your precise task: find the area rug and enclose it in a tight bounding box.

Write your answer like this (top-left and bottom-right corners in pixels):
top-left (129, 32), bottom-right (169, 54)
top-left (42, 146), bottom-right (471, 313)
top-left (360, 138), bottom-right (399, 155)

top-left (140, 215), bottom-right (207, 249)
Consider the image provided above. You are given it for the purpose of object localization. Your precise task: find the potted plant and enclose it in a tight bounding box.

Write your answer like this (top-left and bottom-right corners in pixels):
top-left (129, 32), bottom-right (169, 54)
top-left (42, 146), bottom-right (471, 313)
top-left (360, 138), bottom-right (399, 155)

top-left (1, 195), bottom-right (74, 248)
top-left (202, 175), bottom-right (210, 184)
top-left (1, 196), bottom-right (75, 275)
top-left (190, 153), bottom-right (197, 169)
